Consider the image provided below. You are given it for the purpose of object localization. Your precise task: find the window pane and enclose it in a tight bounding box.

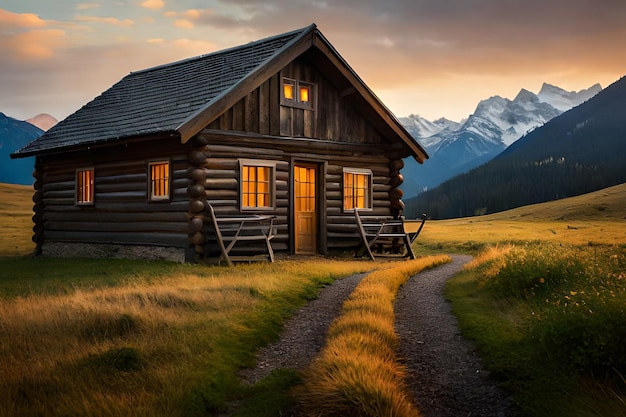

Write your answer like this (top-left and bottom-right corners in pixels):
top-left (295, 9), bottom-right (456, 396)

top-left (76, 169), bottom-right (94, 205)
top-left (299, 86), bottom-right (309, 103)
top-left (242, 164), bottom-right (272, 209)
top-left (150, 162), bottom-right (170, 200)
top-left (344, 171), bottom-right (371, 210)
top-left (283, 83), bottom-right (294, 100)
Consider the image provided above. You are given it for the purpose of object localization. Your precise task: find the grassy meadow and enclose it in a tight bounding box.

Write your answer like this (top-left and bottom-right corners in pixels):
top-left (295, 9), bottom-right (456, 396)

top-left (421, 183), bottom-right (626, 417)
top-left (0, 183), bottom-right (447, 417)
top-left (415, 182), bottom-right (626, 251)
top-left (1, 182), bottom-right (625, 416)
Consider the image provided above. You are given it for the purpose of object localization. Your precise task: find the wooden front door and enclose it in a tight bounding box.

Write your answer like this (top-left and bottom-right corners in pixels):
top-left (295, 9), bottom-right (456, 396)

top-left (294, 164), bottom-right (317, 254)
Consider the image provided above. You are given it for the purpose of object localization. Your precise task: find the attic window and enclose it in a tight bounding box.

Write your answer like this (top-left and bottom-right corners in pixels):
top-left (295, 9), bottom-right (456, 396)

top-left (281, 77), bottom-right (315, 110)
top-left (76, 168), bottom-right (94, 205)
top-left (149, 161), bottom-right (170, 201)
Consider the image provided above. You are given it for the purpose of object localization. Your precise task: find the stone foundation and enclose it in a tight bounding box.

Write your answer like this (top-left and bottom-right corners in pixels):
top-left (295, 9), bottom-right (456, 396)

top-left (41, 242), bottom-right (187, 263)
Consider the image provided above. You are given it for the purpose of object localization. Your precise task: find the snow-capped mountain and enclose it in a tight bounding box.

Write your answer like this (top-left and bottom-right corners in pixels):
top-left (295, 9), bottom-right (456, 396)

top-left (400, 83), bottom-right (602, 198)
top-left (537, 82), bottom-right (602, 112)
top-left (399, 114), bottom-right (461, 142)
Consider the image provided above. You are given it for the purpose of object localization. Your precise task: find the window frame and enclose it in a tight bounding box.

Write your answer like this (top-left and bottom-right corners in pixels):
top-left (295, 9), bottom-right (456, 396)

top-left (343, 167), bottom-right (373, 212)
top-left (281, 77), bottom-right (316, 110)
top-left (148, 160), bottom-right (171, 202)
top-left (75, 167), bottom-right (95, 206)
top-left (239, 159), bottom-right (276, 211)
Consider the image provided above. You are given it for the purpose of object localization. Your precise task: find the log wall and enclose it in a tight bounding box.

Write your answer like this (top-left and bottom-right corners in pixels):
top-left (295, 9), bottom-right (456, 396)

top-left (35, 138), bottom-right (192, 261)
top-left (190, 131), bottom-right (402, 257)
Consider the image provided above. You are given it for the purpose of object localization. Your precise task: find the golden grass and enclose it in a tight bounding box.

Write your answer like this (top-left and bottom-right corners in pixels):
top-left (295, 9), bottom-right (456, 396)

top-left (0, 260), bottom-right (377, 417)
top-left (297, 255), bottom-right (451, 417)
top-left (0, 183), bottom-right (35, 256)
top-left (463, 244), bottom-right (514, 271)
top-left (418, 183), bottom-right (626, 248)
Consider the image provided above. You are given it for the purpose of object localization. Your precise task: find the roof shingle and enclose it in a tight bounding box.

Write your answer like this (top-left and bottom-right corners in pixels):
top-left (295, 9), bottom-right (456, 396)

top-left (13, 26), bottom-right (310, 156)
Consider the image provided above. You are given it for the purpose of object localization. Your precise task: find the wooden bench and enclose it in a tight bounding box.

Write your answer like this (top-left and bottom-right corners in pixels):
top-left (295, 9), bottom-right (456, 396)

top-left (206, 204), bottom-right (276, 266)
top-left (354, 209), bottom-right (426, 261)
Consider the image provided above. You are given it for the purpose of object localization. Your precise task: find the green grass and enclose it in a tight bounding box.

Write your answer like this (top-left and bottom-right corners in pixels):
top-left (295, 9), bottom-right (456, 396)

top-left (429, 184), bottom-right (626, 416)
top-left (2, 181), bottom-right (625, 417)
top-left (447, 242), bottom-right (626, 417)
top-left (0, 257), bottom-right (378, 417)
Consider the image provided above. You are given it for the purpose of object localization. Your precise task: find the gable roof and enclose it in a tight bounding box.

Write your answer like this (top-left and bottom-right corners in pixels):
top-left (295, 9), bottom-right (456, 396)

top-left (12, 24), bottom-right (427, 162)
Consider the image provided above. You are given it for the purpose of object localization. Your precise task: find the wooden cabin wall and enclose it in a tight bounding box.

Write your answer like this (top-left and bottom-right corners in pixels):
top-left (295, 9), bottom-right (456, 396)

top-left (206, 59), bottom-right (389, 146)
top-left (191, 132), bottom-right (397, 256)
top-left (36, 138), bottom-right (192, 258)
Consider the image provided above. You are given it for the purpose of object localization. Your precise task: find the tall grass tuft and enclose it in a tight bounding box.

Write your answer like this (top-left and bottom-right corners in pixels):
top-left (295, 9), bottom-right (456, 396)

top-left (296, 255), bottom-right (450, 417)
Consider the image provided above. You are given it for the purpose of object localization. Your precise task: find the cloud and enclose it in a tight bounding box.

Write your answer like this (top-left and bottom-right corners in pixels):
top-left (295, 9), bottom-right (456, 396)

top-left (76, 3), bottom-right (101, 11)
top-left (74, 15), bottom-right (134, 27)
top-left (0, 9), bottom-right (66, 61)
top-left (0, 8), bottom-right (46, 29)
top-left (174, 19), bottom-right (194, 29)
top-left (165, 9), bottom-right (206, 29)
top-left (2, 29), bottom-right (66, 61)
top-left (140, 0), bottom-right (165, 10)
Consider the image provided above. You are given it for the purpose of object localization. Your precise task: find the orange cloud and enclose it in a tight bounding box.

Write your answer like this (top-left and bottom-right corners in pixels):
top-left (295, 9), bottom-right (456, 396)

top-left (0, 8), bottom-right (46, 29)
top-left (140, 0), bottom-right (165, 10)
top-left (0, 9), bottom-right (65, 61)
top-left (7, 29), bottom-right (66, 60)
top-left (174, 19), bottom-right (194, 29)
top-left (74, 15), bottom-right (134, 27)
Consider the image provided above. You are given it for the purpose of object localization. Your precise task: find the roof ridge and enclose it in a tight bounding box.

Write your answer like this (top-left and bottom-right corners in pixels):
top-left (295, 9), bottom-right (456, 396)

top-left (128, 24), bottom-right (317, 77)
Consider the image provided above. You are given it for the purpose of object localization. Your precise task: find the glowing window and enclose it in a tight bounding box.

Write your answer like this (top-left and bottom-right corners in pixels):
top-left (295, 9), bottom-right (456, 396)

top-left (149, 161), bottom-right (170, 201)
top-left (76, 168), bottom-right (94, 205)
top-left (343, 169), bottom-right (372, 211)
top-left (241, 160), bottom-right (275, 210)
top-left (299, 85), bottom-right (310, 103)
top-left (281, 77), bottom-right (315, 109)
top-left (283, 80), bottom-right (294, 101)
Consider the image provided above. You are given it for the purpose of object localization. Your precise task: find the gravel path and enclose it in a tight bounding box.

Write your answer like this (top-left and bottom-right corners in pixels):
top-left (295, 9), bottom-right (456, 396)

top-left (239, 272), bottom-right (368, 385)
top-left (240, 256), bottom-right (518, 416)
top-left (395, 254), bottom-right (518, 416)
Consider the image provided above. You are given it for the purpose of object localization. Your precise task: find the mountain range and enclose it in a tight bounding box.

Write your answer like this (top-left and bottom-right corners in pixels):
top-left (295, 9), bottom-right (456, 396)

top-left (399, 82), bottom-right (602, 198)
top-left (405, 76), bottom-right (626, 219)
top-left (0, 113), bottom-right (57, 185)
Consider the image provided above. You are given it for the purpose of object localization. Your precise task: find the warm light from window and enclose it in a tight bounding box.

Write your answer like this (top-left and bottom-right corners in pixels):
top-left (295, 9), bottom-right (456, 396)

top-left (242, 165), bottom-right (272, 208)
top-left (344, 171), bottom-right (372, 210)
top-left (283, 83), bottom-right (294, 100)
top-left (299, 86), bottom-right (310, 103)
top-left (76, 168), bottom-right (94, 205)
top-left (150, 161), bottom-right (170, 201)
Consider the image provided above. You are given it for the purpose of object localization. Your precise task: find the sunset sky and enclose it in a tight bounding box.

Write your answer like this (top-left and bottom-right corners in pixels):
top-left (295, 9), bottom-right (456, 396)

top-left (1, 0), bottom-right (625, 124)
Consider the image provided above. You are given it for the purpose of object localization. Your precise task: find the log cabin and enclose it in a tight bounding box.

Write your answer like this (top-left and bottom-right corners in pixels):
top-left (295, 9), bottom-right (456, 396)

top-left (11, 24), bottom-right (428, 263)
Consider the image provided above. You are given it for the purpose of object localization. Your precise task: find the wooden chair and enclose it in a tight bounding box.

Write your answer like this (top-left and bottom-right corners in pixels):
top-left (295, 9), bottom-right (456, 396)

top-left (206, 204), bottom-right (275, 266)
top-left (353, 209), bottom-right (411, 260)
top-left (402, 213), bottom-right (427, 244)
top-left (354, 209), bottom-right (426, 261)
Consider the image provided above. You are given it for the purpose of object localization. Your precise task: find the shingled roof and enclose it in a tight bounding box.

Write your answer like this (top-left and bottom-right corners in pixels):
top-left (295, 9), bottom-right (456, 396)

top-left (13, 24), bottom-right (427, 162)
